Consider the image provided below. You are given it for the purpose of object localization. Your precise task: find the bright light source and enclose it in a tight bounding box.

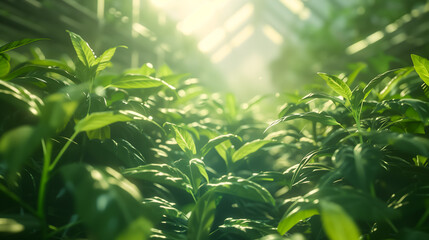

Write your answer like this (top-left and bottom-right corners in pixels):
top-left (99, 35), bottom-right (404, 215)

top-left (391, 33), bottom-right (407, 44)
top-left (263, 25), bottom-right (283, 45)
top-left (133, 23), bottom-right (157, 41)
top-left (97, 0), bottom-right (104, 19)
top-left (280, 0), bottom-right (311, 20)
top-left (346, 41), bottom-right (368, 55)
top-left (231, 25), bottom-right (254, 47)
top-left (177, 0), bottom-right (227, 35)
top-left (211, 45), bottom-right (232, 63)
top-left (198, 28), bottom-right (226, 52)
top-left (385, 23), bottom-right (398, 33)
top-left (225, 3), bottom-right (254, 32)
top-left (150, 0), bottom-right (172, 8)
top-left (366, 31), bottom-right (384, 44)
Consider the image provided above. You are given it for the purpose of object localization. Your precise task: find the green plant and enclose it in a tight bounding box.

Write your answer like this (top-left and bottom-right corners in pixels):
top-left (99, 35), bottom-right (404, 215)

top-left (267, 54), bottom-right (429, 239)
top-left (1, 32), bottom-right (429, 240)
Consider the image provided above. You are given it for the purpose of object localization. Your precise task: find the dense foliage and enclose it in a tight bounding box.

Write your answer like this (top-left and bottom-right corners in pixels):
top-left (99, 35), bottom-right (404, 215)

top-left (1, 32), bottom-right (429, 240)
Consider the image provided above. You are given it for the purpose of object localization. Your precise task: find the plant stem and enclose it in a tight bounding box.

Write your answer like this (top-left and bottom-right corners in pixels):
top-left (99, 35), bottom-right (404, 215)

top-left (312, 122), bottom-right (318, 144)
top-left (49, 131), bottom-right (79, 171)
top-left (354, 113), bottom-right (363, 144)
top-left (46, 220), bottom-right (82, 239)
top-left (38, 139), bottom-right (52, 218)
top-left (38, 139), bottom-right (52, 239)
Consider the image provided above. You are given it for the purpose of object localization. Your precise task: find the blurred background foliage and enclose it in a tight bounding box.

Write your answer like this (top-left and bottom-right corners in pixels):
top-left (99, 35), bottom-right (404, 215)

top-left (1, 0), bottom-right (428, 98)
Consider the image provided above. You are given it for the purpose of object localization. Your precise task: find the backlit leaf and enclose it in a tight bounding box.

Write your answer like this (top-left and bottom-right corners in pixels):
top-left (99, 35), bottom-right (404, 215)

top-left (0, 80), bottom-right (43, 116)
top-left (320, 200), bottom-right (360, 240)
top-left (277, 203), bottom-right (319, 235)
top-left (122, 164), bottom-right (194, 197)
top-left (165, 123), bottom-right (196, 155)
top-left (362, 68), bottom-right (399, 101)
top-left (67, 30), bottom-right (96, 68)
top-left (190, 158), bottom-right (209, 189)
top-left (0, 54), bottom-right (10, 77)
top-left (0, 38), bottom-right (46, 54)
top-left (74, 111), bottom-right (132, 133)
top-left (218, 218), bottom-right (276, 237)
top-left (109, 74), bottom-right (175, 90)
top-left (142, 197), bottom-right (186, 220)
top-left (317, 73), bottom-right (352, 101)
top-left (94, 46), bottom-right (127, 74)
top-left (4, 64), bottom-right (78, 83)
top-left (411, 54), bottom-right (429, 85)
top-left (265, 112), bottom-right (340, 133)
top-left (301, 92), bottom-right (345, 106)
top-left (200, 134), bottom-right (242, 157)
top-left (187, 192), bottom-right (218, 240)
top-left (0, 126), bottom-right (39, 181)
top-left (232, 139), bottom-right (273, 163)
top-left (61, 164), bottom-right (152, 240)
top-left (208, 176), bottom-right (275, 206)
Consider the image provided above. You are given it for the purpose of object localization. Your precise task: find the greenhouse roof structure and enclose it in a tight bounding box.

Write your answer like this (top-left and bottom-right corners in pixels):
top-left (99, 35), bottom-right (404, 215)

top-left (1, 0), bottom-right (428, 98)
top-left (149, 0), bottom-right (429, 97)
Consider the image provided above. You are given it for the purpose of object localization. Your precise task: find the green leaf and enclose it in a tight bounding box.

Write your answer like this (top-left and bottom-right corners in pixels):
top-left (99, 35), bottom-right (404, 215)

top-left (122, 164), bottom-right (194, 197)
top-left (41, 93), bottom-right (79, 132)
top-left (161, 73), bottom-right (190, 85)
top-left (139, 63), bottom-right (155, 75)
top-left (369, 131), bottom-right (429, 158)
top-left (232, 139), bottom-right (273, 163)
top-left (320, 200), bottom-right (360, 240)
top-left (94, 45), bottom-right (127, 74)
top-left (411, 54), bottom-right (429, 85)
top-left (277, 203), bottom-right (319, 235)
top-left (291, 149), bottom-right (330, 186)
top-left (200, 134), bottom-right (242, 157)
top-left (301, 92), bottom-right (345, 106)
top-left (265, 112), bottom-right (340, 133)
top-left (28, 59), bottom-right (75, 73)
top-left (208, 176), bottom-right (275, 206)
top-left (225, 93), bottom-right (237, 120)
top-left (165, 123), bottom-right (196, 155)
top-left (157, 64), bottom-right (173, 78)
top-left (142, 197), bottom-right (187, 220)
top-left (375, 98), bottom-right (429, 123)
top-left (61, 164), bottom-right (152, 240)
top-left (257, 234), bottom-right (295, 240)
top-left (190, 158), bottom-right (209, 190)
top-left (277, 102), bottom-right (307, 118)
top-left (379, 67), bottom-right (413, 99)
top-left (201, 130), bottom-right (235, 163)
top-left (4, 64), bottom-right (78, 83)
top-left (317, 73), bottom-right (352, 101)
top-left (248, 171), bottom-right (289, 185)
top-left (346, 62), bottom-right (366, 86)
top-left (116, 217), bottom-right (152, 240)
top-left (187, 192), bottom-right (218, 240)
top-left (362, 68), bottom-right (399, 101)
top-left (108, 74), bottom-right (175, 90)
top-left (0, 80), bottom-right (43, 116)
top-left (0, 126), bottom-right (39, 181)
top-left (74, 111), bottom-right (132, 133)
top-left (218, 218), bottom-right (276, 237)
top-left (120, 110), bottom-right (165, 134)
top-left (0, 53), bottom-right (10, 77)
top-left (67, 30), bottom-right (96, 68)
top-left (0, 38), bottom-right (46, 54)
